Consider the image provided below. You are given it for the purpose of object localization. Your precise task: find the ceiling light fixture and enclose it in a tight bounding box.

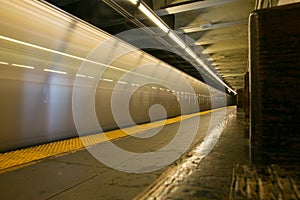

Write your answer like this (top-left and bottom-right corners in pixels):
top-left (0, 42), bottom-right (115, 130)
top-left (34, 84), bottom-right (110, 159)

top-left (125, 1), bottom-right (237, 94)
top-left (168, 31), bottom-right (186, 49)
top-left (139, 4), bottom-right (169, 33)
top-left (128, 0), bottom-right (138, 5)
top-left (185, 47), bottom-right (197, 59)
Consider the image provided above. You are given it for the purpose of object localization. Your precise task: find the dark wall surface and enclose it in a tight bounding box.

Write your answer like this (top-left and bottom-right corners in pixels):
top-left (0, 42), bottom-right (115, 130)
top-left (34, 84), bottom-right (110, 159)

top-left (250, 3), bottom-right (300, 149)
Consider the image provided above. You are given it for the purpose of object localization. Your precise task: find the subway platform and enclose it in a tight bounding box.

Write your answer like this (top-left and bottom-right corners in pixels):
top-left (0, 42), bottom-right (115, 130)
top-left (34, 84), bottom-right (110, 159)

top-left (136, 110), bottom-right (300, 200)
top-left (1, 107), bottom-right (299, 199)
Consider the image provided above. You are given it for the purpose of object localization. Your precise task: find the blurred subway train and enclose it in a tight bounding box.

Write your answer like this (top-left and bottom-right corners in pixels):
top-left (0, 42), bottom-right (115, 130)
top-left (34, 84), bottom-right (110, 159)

top-left (0, 1), bottom-right (233, 152)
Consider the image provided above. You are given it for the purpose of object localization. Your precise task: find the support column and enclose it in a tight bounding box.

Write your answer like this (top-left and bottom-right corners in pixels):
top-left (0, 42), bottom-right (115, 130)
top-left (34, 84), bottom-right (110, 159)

top-left (249, 3), bottom-right (300, 149)
top-left (244, 72), bottom-right (249, 118)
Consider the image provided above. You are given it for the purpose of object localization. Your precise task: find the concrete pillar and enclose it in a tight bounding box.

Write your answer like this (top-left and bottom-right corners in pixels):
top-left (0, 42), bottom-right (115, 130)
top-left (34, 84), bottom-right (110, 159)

top-left (249, 3), bottom-right (300, 149)
top-left (244, 72), bottom-right (249, 118)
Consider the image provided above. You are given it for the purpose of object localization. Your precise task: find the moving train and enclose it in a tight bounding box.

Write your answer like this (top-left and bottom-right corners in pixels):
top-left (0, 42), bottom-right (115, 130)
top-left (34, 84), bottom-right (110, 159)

top-left (0, 1), bottom-right (233, 152)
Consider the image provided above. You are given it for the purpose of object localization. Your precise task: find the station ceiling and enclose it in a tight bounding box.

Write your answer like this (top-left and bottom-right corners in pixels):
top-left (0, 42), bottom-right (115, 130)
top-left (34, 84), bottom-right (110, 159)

top-left (46, 0), bottom-right (256, 93)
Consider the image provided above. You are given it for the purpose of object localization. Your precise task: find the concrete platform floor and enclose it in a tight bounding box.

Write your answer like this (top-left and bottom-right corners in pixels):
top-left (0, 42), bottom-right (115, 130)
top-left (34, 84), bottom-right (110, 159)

top-left (136, 109), bottom-right (249, 200)
top-left (136, 109), bottom-right (300, 200)
top-left (0, 107), bottom-right (234, 200)
top-left (1, 107), bottom-right (298, 199)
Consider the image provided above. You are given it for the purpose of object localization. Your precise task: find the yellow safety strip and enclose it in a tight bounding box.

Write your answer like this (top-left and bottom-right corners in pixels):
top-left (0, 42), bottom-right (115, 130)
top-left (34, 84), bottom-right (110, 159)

top-left (0, 106), bottom-right (234, 173)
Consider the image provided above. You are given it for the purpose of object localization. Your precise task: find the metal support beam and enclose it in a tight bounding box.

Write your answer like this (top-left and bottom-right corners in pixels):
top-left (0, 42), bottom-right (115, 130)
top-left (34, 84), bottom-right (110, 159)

top-left (180, 19), bottom-right (248, 34)
top-left (155, 0), bottom-right (238, 16)
top-left (202, 46), bottom-right (247, 54)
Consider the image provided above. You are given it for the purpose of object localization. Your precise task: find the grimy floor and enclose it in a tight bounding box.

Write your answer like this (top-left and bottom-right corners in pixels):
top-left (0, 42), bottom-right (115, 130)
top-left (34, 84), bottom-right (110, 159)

top-left (1, 107), bottom-right (298, 199)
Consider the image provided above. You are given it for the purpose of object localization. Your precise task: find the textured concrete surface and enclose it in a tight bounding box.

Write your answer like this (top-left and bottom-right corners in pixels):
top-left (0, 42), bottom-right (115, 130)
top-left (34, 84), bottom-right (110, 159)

top-left (1, 107), bottom-right (298, 199)
top-left (135, 109), bottom-right (248, 200)
top-left (250, 3), bottom-right (300, 148)
top-left (0, 108), bottom-right (233, 200)
top-left (230, 164), bottom-right (300, 199)
top-left (136, 109), bottom-right (300, 200)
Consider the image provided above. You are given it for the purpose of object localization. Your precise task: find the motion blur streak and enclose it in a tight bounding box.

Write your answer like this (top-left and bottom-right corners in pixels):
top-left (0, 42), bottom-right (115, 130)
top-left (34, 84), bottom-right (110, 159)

top-left (0, 1), bottom-right (233, 153)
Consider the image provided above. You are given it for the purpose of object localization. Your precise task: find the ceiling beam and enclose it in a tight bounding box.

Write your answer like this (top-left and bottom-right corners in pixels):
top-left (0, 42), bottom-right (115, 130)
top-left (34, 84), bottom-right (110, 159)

top-left (213, 60), bottom-right (246, 65)
top-left (217, 68), bottom-right (246, 71)
top-left (222, 74), bottom-right (245, 77)
top-left (195, 35), bottom-right (248, 45)
top-left (224, 79), bottom-right (244, 81)
top-left (155, 0), bottom-right (238, 16)
top-left (203, 46), bottom-right (247, 54)
top-left (180, 19), bottom-right (248, 34)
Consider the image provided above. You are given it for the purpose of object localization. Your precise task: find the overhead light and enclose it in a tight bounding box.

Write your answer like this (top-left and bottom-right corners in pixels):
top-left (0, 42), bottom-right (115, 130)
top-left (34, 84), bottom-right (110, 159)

top-left (138, 4), bottom-right (169, 33)
top-left (168, 31), bottom-right (186, 49)
top-left (195, 58), bottom-right (236, 94)
top-left (12, 63), bottom-right (34, 69)
top-left (127, 0), bottom-right (169, 33)
top-left (196, 57), bottom-right (206, 67)
top-left (125, 0), bottom-right (237, 94)
top-left (128, 0), bottom-right (138, 4)
top-left (44, 69), bottom-right (67, 74)
top-left (185, 48), bottom-right (197, 59)
top-left (102, 1), bottom-right (239, 94)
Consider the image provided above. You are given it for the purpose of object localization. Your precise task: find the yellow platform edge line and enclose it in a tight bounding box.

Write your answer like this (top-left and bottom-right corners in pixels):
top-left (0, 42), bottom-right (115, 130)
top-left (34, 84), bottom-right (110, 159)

top-left (0, 106), bottom-right (235, 173)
